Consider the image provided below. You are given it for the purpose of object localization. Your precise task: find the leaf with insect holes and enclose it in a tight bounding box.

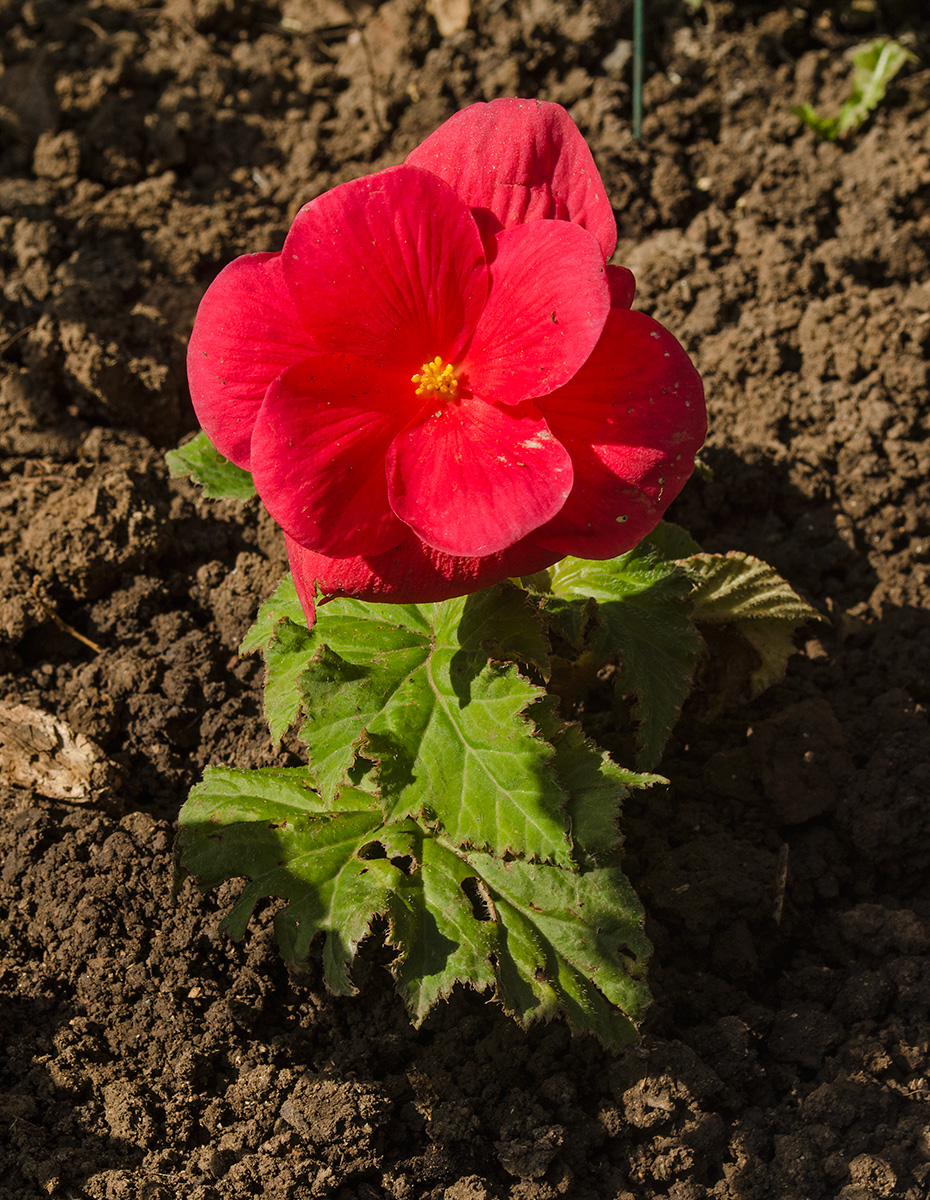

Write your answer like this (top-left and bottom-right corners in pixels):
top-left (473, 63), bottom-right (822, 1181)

top-left (166, 430), bottom-right (257, 501)
top-left (386, 823), bottom-right (652, 1042)
top-left (541, 547), bottom-right (704, 770)
top-left (176, 765), bottom-right (652, 1045)
top-left (680, 551), bottom-right (823, 696)
top-left (456, 844), bottom-right (651, 1043)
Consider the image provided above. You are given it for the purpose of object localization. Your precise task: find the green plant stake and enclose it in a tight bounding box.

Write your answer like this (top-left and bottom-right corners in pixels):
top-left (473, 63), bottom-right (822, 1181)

top-left (633, 0), bottom-right (644, 139)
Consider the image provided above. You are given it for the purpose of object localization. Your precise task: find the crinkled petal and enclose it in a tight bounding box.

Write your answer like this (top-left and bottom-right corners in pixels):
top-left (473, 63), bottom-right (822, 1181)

top-left (533, 309), bottom-right (706, 558)
top-left (387, 397), bottom-right (573, 558)
top-left (286, 532), bottom-right (562, 623)
top-left (282, 165), bottom-right (488, 369)
top-left (251, 356), bottom-right (410, 557)
top-left (406, 98), bottom-right (617, 259)
top-left (462, 221), bottom-right (610, 405)
top-left (187, 252), bottom-right (314, 469)
top-left (607, 264), bottom-right (636, 309)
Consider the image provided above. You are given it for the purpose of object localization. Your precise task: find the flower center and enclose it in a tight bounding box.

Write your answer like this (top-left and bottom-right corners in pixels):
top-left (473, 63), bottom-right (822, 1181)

top-left (412, 356), bottom-right (458, 398)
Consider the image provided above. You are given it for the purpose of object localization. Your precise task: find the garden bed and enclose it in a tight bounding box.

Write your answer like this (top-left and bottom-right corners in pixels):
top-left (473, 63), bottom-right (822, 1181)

top-left (1, 1), bottom-right (929, 1197)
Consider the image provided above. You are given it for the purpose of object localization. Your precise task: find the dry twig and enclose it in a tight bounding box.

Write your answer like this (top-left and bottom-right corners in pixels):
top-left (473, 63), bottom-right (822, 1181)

top-left (31, 581), bottom-right (103, 655)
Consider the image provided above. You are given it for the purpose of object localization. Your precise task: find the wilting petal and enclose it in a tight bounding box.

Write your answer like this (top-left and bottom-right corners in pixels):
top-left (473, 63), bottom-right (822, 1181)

top-left (282, 165), bottom-right (488, 370)
top-left (286, 532), bottom-right (562, 623)
top-left (533, 309), bottom-right (706, 558)
top-left (251, 356), bottom-right (410, 557)
top-left (387, 397), bottom-right (573, 558)
top-left (187, 252), bottom-right (314, 469)
top-left (607, 264), bottom-right (636, 309)
top-left (406, 98), bottom-right (617, 260)
top-left (462, 221), bottom-right (609, 405)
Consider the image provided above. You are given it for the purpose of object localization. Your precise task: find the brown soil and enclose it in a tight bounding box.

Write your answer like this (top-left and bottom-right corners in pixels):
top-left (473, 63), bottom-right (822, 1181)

top-left (2, 2), bottom-right (929, 1198)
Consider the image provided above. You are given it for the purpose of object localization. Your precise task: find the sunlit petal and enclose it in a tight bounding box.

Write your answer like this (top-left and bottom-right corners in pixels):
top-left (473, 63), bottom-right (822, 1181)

top-left (407, 98), bottom-right (617, 259)
top-left (187, 252), bottom-right (314, 469)
top-left (251, 356), bottom-right (411, 557)
top-left (387, 398), bottom-right (573, 557)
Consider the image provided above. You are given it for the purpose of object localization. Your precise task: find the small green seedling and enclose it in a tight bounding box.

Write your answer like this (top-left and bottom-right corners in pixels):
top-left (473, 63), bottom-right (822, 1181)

top-left (793, 38), bottom-right (916, 140)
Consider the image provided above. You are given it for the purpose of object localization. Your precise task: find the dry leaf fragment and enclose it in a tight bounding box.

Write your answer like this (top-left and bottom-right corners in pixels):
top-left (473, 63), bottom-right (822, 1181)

top-left (0, 701), bottom-right (120, 801)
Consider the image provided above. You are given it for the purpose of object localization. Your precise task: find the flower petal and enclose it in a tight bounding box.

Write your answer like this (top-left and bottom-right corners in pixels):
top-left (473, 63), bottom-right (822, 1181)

top-left (387, 397), bottom-right (573, 558)
top-left (533, 309), bottom-right (706, 558)
top-left (286, 531), bottom-right (562, 623)
top-left (187, 252), bottom-right (314, 469)
top-left (282, 165), bottom-right (488, 369)
top-left (462, 221), bottom-right (610, 404)
top-left (406, 98), bottom-right (617, 259)
top-left (251, 356), bottom-right (410, 557)
top-left (607, 264), bottom-right (636, 309)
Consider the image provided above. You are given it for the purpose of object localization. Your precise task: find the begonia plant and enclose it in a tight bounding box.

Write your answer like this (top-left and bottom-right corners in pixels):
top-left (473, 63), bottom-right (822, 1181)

top-left (170, 99), bottom-right (818, 1045)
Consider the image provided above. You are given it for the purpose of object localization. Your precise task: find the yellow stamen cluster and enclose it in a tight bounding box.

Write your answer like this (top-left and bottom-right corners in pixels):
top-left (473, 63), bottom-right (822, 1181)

top-left (412, 356), bottom-right (458, 397)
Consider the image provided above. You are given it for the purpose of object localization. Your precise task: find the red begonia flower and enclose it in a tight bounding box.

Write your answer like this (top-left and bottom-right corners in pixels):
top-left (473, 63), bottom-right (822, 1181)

top-left (186, 99), bottom-right (706, 621)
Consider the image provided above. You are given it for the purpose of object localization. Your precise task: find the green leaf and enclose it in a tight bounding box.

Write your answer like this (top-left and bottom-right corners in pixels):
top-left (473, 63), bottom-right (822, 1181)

top-left (240, 574), bottom-right (314, 743)
top-left (793, 38), bottom-right (916, 141)
top-left (240, 580), bottom-right (570, 865)
top-left (645, 520), bottom-right (703, 561)
top-left (681, 551), bottom-right (823, 697)
top-left (792, 101), bottom-right (837, 140)
top-left (177, 766), bottom-right (402, 993)
top-left (300, 630), bottom-right (431, 804)
top-left (166, 430), bottom-right (257, 501)
top-left (240, 573), bottom-right (307, 654)
top-left (683, 551), bottom-right (821, 624)
top-left (303, 587), bottom-right (570, 865)
top-left (546, 549), bottom-right (704, 769)
top-left (177, 766), bottom-right (651, 1045)
top-left (281, 599), bottom-right (435, 802)
top-left (378, 823), bottom-right (499, 1017)
top-left (531, 698), bottom-right (664, 863)
top-left (532, 594), bottom-right (594, 653)
top-left (465, 848), bottom-right (651, 1043)
top-left (389, 824), bottom-right (652, 1044)
top-left (261, 620), bottom-right (318, 744)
